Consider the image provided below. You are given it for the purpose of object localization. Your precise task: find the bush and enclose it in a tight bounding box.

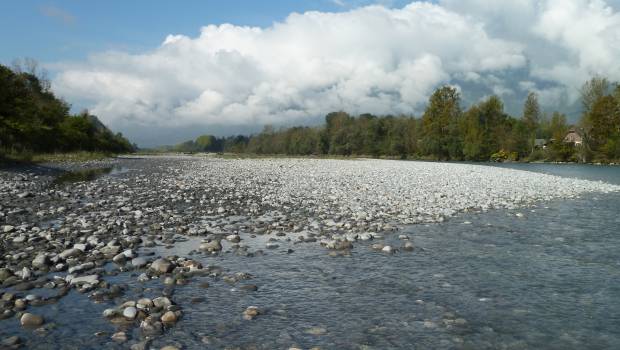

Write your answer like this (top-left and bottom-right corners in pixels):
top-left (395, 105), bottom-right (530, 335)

top-left (490, 150), bottom-right (510, 162)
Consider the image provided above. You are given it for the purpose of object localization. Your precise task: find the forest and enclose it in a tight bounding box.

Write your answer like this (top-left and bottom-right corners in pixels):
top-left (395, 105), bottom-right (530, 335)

top-left (0, 62), bottom-right (135, 159)
top-left (171, 77), bottom-right (620, 163)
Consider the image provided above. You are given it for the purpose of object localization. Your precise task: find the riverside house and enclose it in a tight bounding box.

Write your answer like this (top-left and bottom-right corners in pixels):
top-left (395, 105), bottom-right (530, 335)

top-left (563, 128), bottom-right (584, 146)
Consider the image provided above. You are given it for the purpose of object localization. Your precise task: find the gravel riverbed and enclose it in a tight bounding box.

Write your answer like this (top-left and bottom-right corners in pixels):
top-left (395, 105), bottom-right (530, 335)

top-left (0, 156), bottom-right (618, 349)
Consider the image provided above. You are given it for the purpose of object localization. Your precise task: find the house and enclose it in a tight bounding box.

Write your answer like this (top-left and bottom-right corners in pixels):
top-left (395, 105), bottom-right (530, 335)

top-left (563, 128), bottom-right (583, 146)
top-left (534, 139), bottom-right (547, 149)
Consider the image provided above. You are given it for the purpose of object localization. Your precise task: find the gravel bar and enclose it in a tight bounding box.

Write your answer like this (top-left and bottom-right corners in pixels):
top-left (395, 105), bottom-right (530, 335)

top-left (1, 156), bottom-right (619, 347)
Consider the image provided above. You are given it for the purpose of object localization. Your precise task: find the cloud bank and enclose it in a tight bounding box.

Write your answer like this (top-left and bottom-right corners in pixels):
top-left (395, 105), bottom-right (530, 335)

top-left (52, 0), bottom-right (620, 145)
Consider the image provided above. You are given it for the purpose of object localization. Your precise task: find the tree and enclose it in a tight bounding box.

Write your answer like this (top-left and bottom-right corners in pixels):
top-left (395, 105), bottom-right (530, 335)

top-left (195, 135), bottom-right (219, 152)
top-left (522, 91), bottom-right (540, 135)
top-left (461, 95), bottom-right (510, 160)
top-left (420, 86), bottom-right (462, 160)
top-left (580, 76), bottom-right (610, 131)
top-left (589, 95), bottom-right (619, 149)
top-left (0, 62), bottom-right (134, 155)
top-left (462, 105), bottom-right (485, 160)
top-left (325, 112), bottom-right (353, 155)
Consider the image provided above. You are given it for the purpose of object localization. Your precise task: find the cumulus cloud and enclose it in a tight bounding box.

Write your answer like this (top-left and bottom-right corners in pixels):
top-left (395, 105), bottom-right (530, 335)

top-left (53, 2), bottom-right (525, 142)
top-left (440, 0), bottom-right (620, 103)
top-left (52, 0), bottom-right (620, 145)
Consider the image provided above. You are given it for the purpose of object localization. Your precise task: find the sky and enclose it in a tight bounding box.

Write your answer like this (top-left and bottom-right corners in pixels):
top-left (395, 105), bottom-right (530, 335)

top-left (2, 0), bottom-right (620, 147)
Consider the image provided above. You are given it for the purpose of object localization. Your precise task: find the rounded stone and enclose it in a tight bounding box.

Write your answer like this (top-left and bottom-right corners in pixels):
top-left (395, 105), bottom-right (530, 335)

top-left (149, 258), bottom-right (174, 274)
top-left (20, 313), bottom-right (44, 327)
top-left (123, 306), bottom-right (138, 320)
top-left (160, 311), bottom-right (177, 323)
top-left (243, 306), bottom-right (261, 320)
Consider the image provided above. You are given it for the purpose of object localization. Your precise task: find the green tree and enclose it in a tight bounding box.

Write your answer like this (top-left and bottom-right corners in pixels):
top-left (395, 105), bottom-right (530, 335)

top-left (0, 62), bottom-right (134, 155)
top-left (420, 86), bottom-right (462, 160)
top-left (588, 95), bottom-right (620, 152)
top-left (522, 91), bottom-right (541, 134)
top-left (580, 76), bottom-right (611, 132)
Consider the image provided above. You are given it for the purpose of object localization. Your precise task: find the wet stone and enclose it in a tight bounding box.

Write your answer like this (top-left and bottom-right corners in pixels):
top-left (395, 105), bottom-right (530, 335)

top-left (20, 313), bottom-right (44, 328)
top-left (123, 306), bottom-right (138, 320)
top-left (111, 331), bottom-right (127, 343)
top-left (243, 306), bottom-right (261, 320)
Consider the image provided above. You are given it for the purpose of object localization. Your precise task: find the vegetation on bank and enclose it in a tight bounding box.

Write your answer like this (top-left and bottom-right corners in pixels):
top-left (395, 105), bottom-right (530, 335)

top-left (0, 61), bottom-right (135, 163)
top-left (0, 151), bottom-right (115, 165)
top-left (167, 77), bottom-right (620, 163)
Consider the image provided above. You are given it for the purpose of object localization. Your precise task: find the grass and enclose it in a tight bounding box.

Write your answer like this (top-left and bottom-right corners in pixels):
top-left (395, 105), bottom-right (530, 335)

top-left (0, 149), bottom-right (117, 166)
top-left (30, 151), bottom-right (114, 162)
top-left (212, 152), bottom-right (366, 160)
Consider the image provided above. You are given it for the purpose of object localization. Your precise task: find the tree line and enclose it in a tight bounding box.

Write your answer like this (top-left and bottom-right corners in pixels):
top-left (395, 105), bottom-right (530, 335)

top-left (171, 76), bottom-right (620, 163)
top-left (0, 62), bottom-right (135, 157)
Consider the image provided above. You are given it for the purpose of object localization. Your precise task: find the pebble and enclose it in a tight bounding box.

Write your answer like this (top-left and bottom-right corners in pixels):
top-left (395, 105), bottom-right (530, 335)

top-left (239, 284), bottom-right (258, 291)
top-left (130, 340), bottom-right (151, 350)
top-left (137, 298), bottom-right (153, 308)
top-left (1, 336), bottom-right (20, 347)
top-left (111, 331), bottom-right (127, 342)
top-left (153, 297), bottom-right (172, 308)
top-left (403, 242), bottom-right (414, 251)
top-left (243, 306), bottom-right (261, 320)
top-left (160, 311), bottom-right (178, 323)
top-left (59, 248), bottom-right (82, 260)
top-left (20, 313), bottom-right (44, 327)
top-left (31, 254), bottom-right (49, 268)
top-left (131, 257), bottom-right (148, 268)
top-left (150, 258), bottom-right (174, 274)
top-left (68, 274), bottom-right (99, 286)
top-left (305, 327), bottom-right (327, 335)
top-left (226, 234), bottom-right (241, 243)
top-left (199, 240), bottom-right (222, 252)
top-left (123, 306), bottom-right (138, 320)
top-left (161, 346), bottom-right (180, 350)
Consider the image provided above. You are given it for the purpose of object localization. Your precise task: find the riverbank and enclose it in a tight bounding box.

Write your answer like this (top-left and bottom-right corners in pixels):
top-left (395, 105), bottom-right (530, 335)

top-left (0, 151), bottom-right (119, 167)
top-left (1, 156), bottom-right (619, 349)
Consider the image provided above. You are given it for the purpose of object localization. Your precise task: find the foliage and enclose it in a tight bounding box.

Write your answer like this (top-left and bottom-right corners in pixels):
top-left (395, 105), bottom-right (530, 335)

top-left (0, 63), bottom-right (134, 158)
top-left (523, 91), bottom-right (541, 134)
top-left (420, 86), bottom-right (462, 160)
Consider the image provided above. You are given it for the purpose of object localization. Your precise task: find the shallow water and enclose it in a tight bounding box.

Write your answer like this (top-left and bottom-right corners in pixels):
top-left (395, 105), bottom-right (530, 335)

top-left (2, 163), bottom-right (620, 349)
top-left (51, 166), bottom-right (130, 185)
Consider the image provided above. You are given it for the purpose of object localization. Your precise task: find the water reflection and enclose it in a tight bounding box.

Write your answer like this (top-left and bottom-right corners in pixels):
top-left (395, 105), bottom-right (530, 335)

top-left (52, 166), bottom-right (129, 185)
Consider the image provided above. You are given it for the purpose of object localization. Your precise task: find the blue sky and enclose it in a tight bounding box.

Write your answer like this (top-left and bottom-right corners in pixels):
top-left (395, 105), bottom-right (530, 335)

top-left (0, 0), bottom-right (412, 64)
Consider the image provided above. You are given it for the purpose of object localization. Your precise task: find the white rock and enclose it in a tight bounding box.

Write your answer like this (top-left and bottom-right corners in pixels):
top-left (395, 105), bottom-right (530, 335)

top-left (59, 248), bottom-right (81, 260)
top-left (382, 245), bottom-right (394, 254)
top-left (68, 274), bottom-right (99, 286)
top-left (123, 306), bottom-right (137, 320)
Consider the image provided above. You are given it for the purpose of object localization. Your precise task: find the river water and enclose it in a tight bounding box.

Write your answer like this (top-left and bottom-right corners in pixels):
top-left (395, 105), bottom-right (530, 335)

top-left (2, 163), bottom-right (619, 349)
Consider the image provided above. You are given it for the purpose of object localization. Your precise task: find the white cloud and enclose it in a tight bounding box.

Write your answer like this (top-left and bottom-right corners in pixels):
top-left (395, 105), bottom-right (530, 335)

top-left (441, 0), bottom-right (620, 104)
top-left (53, 2), bottom-right (525, 142)
top-left (52, 0), bottom-right (620, 145)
